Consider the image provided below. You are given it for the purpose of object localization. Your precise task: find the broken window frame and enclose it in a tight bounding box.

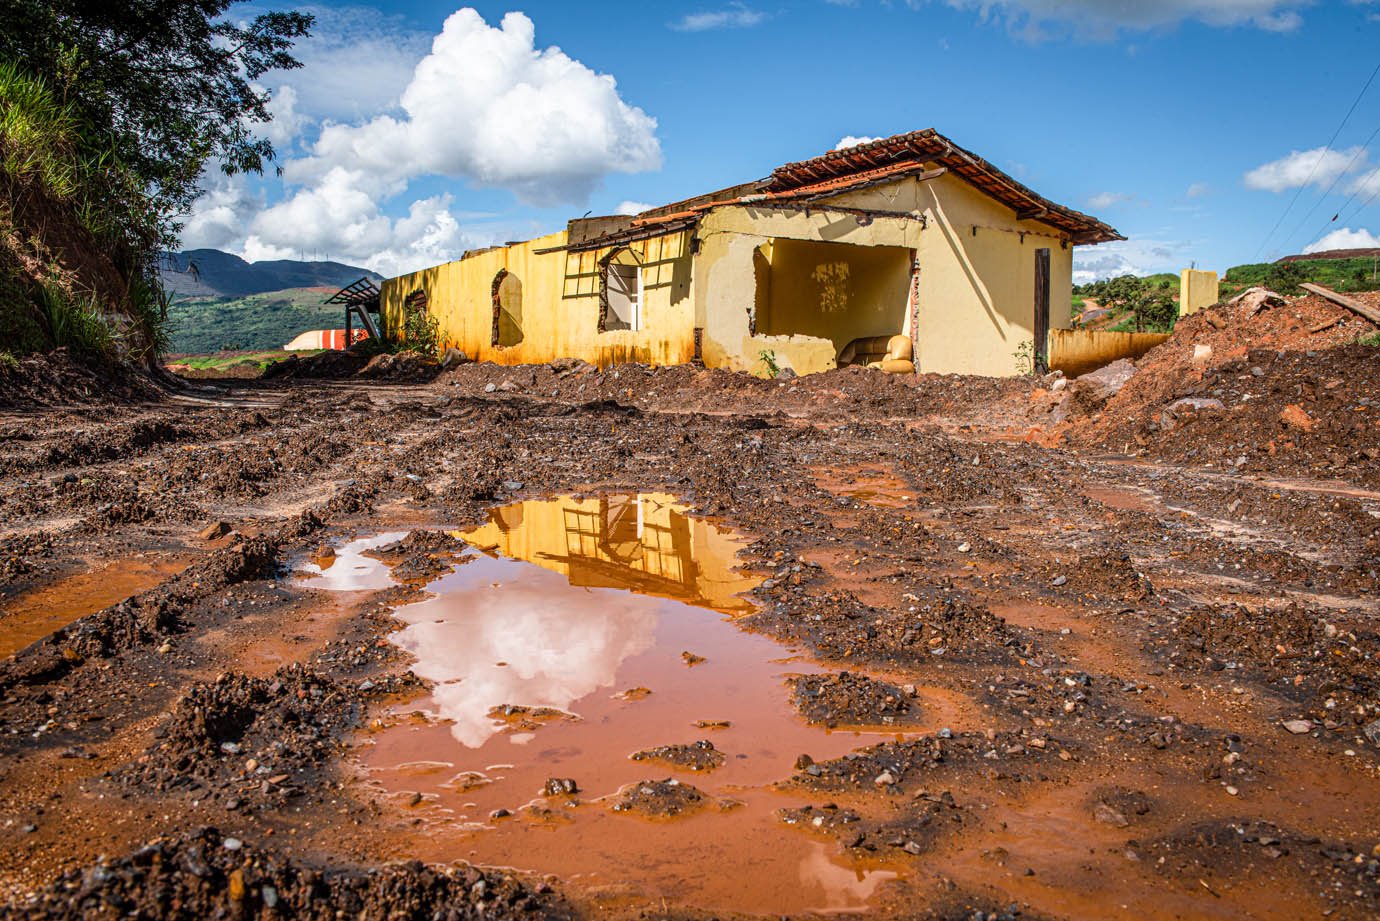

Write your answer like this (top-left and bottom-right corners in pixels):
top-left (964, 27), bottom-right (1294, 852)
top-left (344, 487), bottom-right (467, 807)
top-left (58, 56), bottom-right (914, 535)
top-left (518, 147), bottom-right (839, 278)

top-left (599, 248), bottom-right (643, 333)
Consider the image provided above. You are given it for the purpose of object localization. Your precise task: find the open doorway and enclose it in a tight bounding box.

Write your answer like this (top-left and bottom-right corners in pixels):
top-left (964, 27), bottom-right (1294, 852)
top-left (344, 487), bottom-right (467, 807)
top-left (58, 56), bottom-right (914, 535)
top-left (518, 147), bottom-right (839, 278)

top-left (600, 249), bottom-right (642, 332)
top-left (754, 239), bottom-right (911, 362)
top-left (491, 269), bottom-right (523, 347)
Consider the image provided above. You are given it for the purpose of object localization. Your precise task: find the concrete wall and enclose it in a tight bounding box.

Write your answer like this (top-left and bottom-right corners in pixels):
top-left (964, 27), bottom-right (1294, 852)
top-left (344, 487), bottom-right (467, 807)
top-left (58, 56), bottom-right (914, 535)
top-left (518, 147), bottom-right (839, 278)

top-left (1180, 269), bottom-right (1219, 315)
top-left (1048, 328), bottom-right (1170, 378)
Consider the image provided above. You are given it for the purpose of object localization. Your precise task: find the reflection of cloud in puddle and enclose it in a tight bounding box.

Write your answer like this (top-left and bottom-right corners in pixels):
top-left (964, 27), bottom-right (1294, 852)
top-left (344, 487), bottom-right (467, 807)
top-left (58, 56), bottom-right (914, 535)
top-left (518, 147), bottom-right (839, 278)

top-left (297, 532), bottom-right (405, 592)
top-left (799, 842), bottom-right (898, 913)
top-left (392, 559), bottom-right (658, 748)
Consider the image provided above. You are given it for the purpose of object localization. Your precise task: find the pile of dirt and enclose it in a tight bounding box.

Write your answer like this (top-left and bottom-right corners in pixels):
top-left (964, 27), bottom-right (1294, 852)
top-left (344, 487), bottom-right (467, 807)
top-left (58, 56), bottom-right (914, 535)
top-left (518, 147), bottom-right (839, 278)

top-left (1064, 289), bottom-right (1380, 482)
top-left (790, 672), bottom-right (921, 728)
top-left (14, 827), bottom-right (565, 920)
top-left (0, 349), bottom-right (166, 408)
top-left (629, 740), bottom-right (725, 772)
top-left (259, 347), bottom-right (369, 380)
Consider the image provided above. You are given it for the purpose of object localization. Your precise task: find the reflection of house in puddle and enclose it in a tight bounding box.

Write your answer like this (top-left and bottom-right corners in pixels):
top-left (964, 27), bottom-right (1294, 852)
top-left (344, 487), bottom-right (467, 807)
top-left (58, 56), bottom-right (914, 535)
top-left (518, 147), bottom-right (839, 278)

top-left (461, 493), bottom-right (757, 615)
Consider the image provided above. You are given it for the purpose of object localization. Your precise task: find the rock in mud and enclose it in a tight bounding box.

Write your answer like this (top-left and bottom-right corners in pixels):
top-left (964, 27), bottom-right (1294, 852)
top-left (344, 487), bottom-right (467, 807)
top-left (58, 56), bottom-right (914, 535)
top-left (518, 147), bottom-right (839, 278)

top-left (611, 778), bottom-right (707, 818)
top-left (630, 740), bottom-right (725, 772)
top-left (542, 778), bottom-right (579, 797)
top-left (791, 672), bottom-right (921, 728)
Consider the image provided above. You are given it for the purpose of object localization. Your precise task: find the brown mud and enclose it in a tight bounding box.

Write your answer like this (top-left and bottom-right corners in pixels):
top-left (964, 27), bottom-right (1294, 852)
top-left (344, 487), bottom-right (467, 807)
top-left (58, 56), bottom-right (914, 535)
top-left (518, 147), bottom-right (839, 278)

top-left (0, 348), bottom-right (1376, 920)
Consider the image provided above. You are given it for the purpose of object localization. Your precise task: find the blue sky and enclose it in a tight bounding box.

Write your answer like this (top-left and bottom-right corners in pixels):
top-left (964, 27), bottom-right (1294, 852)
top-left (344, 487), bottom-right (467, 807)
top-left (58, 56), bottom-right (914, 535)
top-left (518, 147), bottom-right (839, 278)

top-left (184, 0), bottom-right (1380, 281)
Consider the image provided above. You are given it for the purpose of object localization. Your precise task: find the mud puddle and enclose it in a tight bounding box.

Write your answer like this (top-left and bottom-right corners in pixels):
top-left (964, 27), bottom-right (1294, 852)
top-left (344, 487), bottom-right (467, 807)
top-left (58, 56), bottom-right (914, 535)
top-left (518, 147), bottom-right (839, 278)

top-left (0, 556), bottom-right (189, 657)
top-left (811, 465), bottom-right (915, 509)
top-left (322, 494), bottom-right (914, 915)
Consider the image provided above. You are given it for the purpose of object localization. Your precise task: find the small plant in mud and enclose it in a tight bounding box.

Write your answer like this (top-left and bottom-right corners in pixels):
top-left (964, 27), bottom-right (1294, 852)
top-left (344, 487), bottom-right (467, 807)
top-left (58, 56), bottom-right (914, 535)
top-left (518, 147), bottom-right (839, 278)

top-left (399, 304), bottom-right (441, 357)
top-left (1012, 339), bottom-right (1036, 376)
top-left (757, 348), bottom-right (781, 379)
top-left (1359, 331), bottom-right (1380, 347)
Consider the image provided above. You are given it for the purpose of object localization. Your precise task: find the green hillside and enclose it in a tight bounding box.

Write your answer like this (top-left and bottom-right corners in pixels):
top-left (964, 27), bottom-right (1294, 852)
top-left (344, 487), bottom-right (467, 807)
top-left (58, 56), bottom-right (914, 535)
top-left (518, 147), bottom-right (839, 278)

top-left (168, 287), bottom-right (345, 353)
top-left (1224, 256), bottom-right (1380, 295)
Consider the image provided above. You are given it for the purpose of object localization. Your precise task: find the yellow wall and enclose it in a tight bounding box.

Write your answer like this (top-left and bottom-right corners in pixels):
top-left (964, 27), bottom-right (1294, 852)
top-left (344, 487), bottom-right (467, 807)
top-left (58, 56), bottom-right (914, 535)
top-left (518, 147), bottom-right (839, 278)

top-left (1049, 328), bottom-right (1170, 378)
top-left (1179, 269), bottom-right (1219, 315)
top-left (910, 173), bottom-right (1074, 377)
top-left (381, 170), bottom-right (1095, 378)
top-left (380, 229), bottom-right (697, 368)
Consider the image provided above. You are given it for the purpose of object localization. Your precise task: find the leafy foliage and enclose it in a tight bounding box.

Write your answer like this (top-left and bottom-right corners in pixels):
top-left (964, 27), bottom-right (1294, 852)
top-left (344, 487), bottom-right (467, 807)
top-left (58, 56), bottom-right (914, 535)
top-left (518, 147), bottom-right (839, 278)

top-left (0, 2), bottom-right (310, 364)
top-left (1075, 274), bottom-right (1179, 333)
top-left (400, 304), bottom-right (441, 357)
top-left (0, 1), bottom-right (311, 236)
top-left (1224, 257), bottom-right (1380, 295)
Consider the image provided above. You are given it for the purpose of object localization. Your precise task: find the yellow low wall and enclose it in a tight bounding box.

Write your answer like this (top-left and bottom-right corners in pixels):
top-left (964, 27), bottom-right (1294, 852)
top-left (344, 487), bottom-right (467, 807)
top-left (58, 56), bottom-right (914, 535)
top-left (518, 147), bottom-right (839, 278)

top-left (1049, 328), bottom-right (1169, 378)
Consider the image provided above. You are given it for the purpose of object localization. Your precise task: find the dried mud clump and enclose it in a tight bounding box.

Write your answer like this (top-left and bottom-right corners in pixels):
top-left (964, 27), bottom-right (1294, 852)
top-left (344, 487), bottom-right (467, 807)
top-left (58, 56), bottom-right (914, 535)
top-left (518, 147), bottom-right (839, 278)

top-left (791, 672), bottom-right (921, 728)
top-left (15, 827), bottom-right (567, 920)
top-left (610, 779), bottom-right (708, 817)
top-left (1048, 552), bottom-right (1153, 603)
top-left (116, 664), bottom-right (370, 809)
top-left (365, 529), bottom-right (469, 583)
top-left (630, 740), bottom-right (725, 772)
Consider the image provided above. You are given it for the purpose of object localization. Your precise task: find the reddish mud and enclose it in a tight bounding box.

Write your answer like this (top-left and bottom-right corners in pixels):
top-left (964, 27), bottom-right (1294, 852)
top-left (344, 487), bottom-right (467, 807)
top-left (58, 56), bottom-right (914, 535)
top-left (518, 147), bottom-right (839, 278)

top-left (0, 341), bottom-right (1376, 920)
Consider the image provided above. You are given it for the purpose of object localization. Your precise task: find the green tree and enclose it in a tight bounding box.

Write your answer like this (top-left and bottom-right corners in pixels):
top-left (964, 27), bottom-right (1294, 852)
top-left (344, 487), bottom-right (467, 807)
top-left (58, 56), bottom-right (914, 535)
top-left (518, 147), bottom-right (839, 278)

top-left (0, 1), bottom-right (312, 237)
top-left (0, 1), bottom-right (311, 363)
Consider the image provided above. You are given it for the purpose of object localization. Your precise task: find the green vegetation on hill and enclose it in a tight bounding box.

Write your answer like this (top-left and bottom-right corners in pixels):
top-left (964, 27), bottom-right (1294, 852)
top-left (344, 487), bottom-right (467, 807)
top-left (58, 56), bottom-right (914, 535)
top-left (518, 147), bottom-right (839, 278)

top-left (168, 288), bottom-right (344, 353)
top-left (1073, 273), bottom-right (1179, 333)
top-left (1225, 257), bottom-right (1380, 295)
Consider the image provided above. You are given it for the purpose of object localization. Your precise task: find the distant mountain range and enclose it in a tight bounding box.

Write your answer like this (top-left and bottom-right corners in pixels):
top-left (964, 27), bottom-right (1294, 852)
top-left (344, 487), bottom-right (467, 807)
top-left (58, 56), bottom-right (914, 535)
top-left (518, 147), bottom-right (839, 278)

top-left (159, 249), bottom-right (382, 298)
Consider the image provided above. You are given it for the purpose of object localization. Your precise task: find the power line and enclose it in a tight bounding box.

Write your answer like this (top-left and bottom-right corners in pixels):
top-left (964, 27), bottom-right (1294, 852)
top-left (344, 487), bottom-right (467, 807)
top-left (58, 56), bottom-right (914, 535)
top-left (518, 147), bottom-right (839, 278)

top-left (1252, 59), bottom-right (1380, 262)
top-left (1275, 119), bottom-right (1380, 254)
top-left (1304, 159), bottom-right (1380, 247)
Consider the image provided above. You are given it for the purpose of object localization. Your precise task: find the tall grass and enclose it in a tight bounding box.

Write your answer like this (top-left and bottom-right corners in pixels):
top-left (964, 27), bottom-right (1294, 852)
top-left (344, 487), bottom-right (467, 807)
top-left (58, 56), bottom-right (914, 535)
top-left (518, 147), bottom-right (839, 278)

top-left (0, 62), bottom-right (169, 363)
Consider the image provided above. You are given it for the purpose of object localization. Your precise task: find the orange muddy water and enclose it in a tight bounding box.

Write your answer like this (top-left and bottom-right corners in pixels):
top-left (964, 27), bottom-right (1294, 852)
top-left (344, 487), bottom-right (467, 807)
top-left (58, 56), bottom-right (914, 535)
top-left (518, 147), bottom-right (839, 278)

top-left (311, 495), bottom-right (915, 915)
top-left (0, 557), bottom-right (189, 658)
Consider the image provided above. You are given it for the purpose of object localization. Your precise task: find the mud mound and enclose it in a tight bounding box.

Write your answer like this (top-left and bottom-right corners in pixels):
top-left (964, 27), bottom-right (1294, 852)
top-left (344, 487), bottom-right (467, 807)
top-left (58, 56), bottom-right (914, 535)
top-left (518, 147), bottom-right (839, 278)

top-left (116, 664), bottom-right (386, 810)
top-left (1150, 602), bottom-right (1380, 736)
top-left (0, 349), bottom-right (165, 408)
top-left (629, 740), bottom-right (725, 772)
top-left (1064, 291), bottom-right (1380, 483)
top-left (363, 529), bottom-right (468, 582)
top-left (1140, 819), bottom-right (1378, 912)
top-left (791, 672), bottom-right (921, 728)
top-left (610, 778), bottom-right (708, 817)
top-left (438, 360), bottom-right (1041, 430)
top-left (260, 347), bottom-right (369, 380)
top-left (12, 827), bottom-right (565, 920)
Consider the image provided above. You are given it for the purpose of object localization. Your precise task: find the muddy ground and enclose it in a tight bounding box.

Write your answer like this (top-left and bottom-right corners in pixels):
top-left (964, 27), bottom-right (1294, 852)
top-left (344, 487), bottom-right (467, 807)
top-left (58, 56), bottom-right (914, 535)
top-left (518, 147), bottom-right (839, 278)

top-left (0, 323), bottom-right (1378, 919)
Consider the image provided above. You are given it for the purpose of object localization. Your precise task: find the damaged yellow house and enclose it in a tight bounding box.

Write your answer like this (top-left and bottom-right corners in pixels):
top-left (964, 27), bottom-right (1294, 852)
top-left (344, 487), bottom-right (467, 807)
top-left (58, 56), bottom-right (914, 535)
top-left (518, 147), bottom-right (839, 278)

top-left (378, 129), bottom-right (1123, 377)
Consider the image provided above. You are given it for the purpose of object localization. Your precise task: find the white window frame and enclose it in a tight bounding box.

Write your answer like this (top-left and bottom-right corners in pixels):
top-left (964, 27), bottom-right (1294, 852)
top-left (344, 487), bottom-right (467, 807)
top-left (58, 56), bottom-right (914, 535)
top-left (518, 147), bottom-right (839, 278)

top-left (605, 260), bottom-right (643, 332)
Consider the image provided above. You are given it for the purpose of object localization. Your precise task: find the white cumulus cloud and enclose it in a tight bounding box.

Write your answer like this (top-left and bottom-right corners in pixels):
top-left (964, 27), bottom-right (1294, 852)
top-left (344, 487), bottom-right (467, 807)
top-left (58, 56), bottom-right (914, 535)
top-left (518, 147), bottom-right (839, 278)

top-left (179, 168), bottom-right (264, 252)
top-left (1073, 236), bottom-right (1187, 284)
top-left (834, 135), bottom-right (881, 150)
top-left (1302, 227), bottom-right (1380, 254)
top-left (289, 9), bottom-right (661, 207)
top-left (1244, 146), bottom-right (1366, 192)
top-left (615, 201), bottom-right (655, 215)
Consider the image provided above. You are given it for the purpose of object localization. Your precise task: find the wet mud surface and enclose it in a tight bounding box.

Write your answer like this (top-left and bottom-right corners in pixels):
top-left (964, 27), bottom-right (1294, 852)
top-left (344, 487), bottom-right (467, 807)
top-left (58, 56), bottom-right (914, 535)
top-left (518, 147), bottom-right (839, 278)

top-left (0, 361), bottom-right (1376, 919)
